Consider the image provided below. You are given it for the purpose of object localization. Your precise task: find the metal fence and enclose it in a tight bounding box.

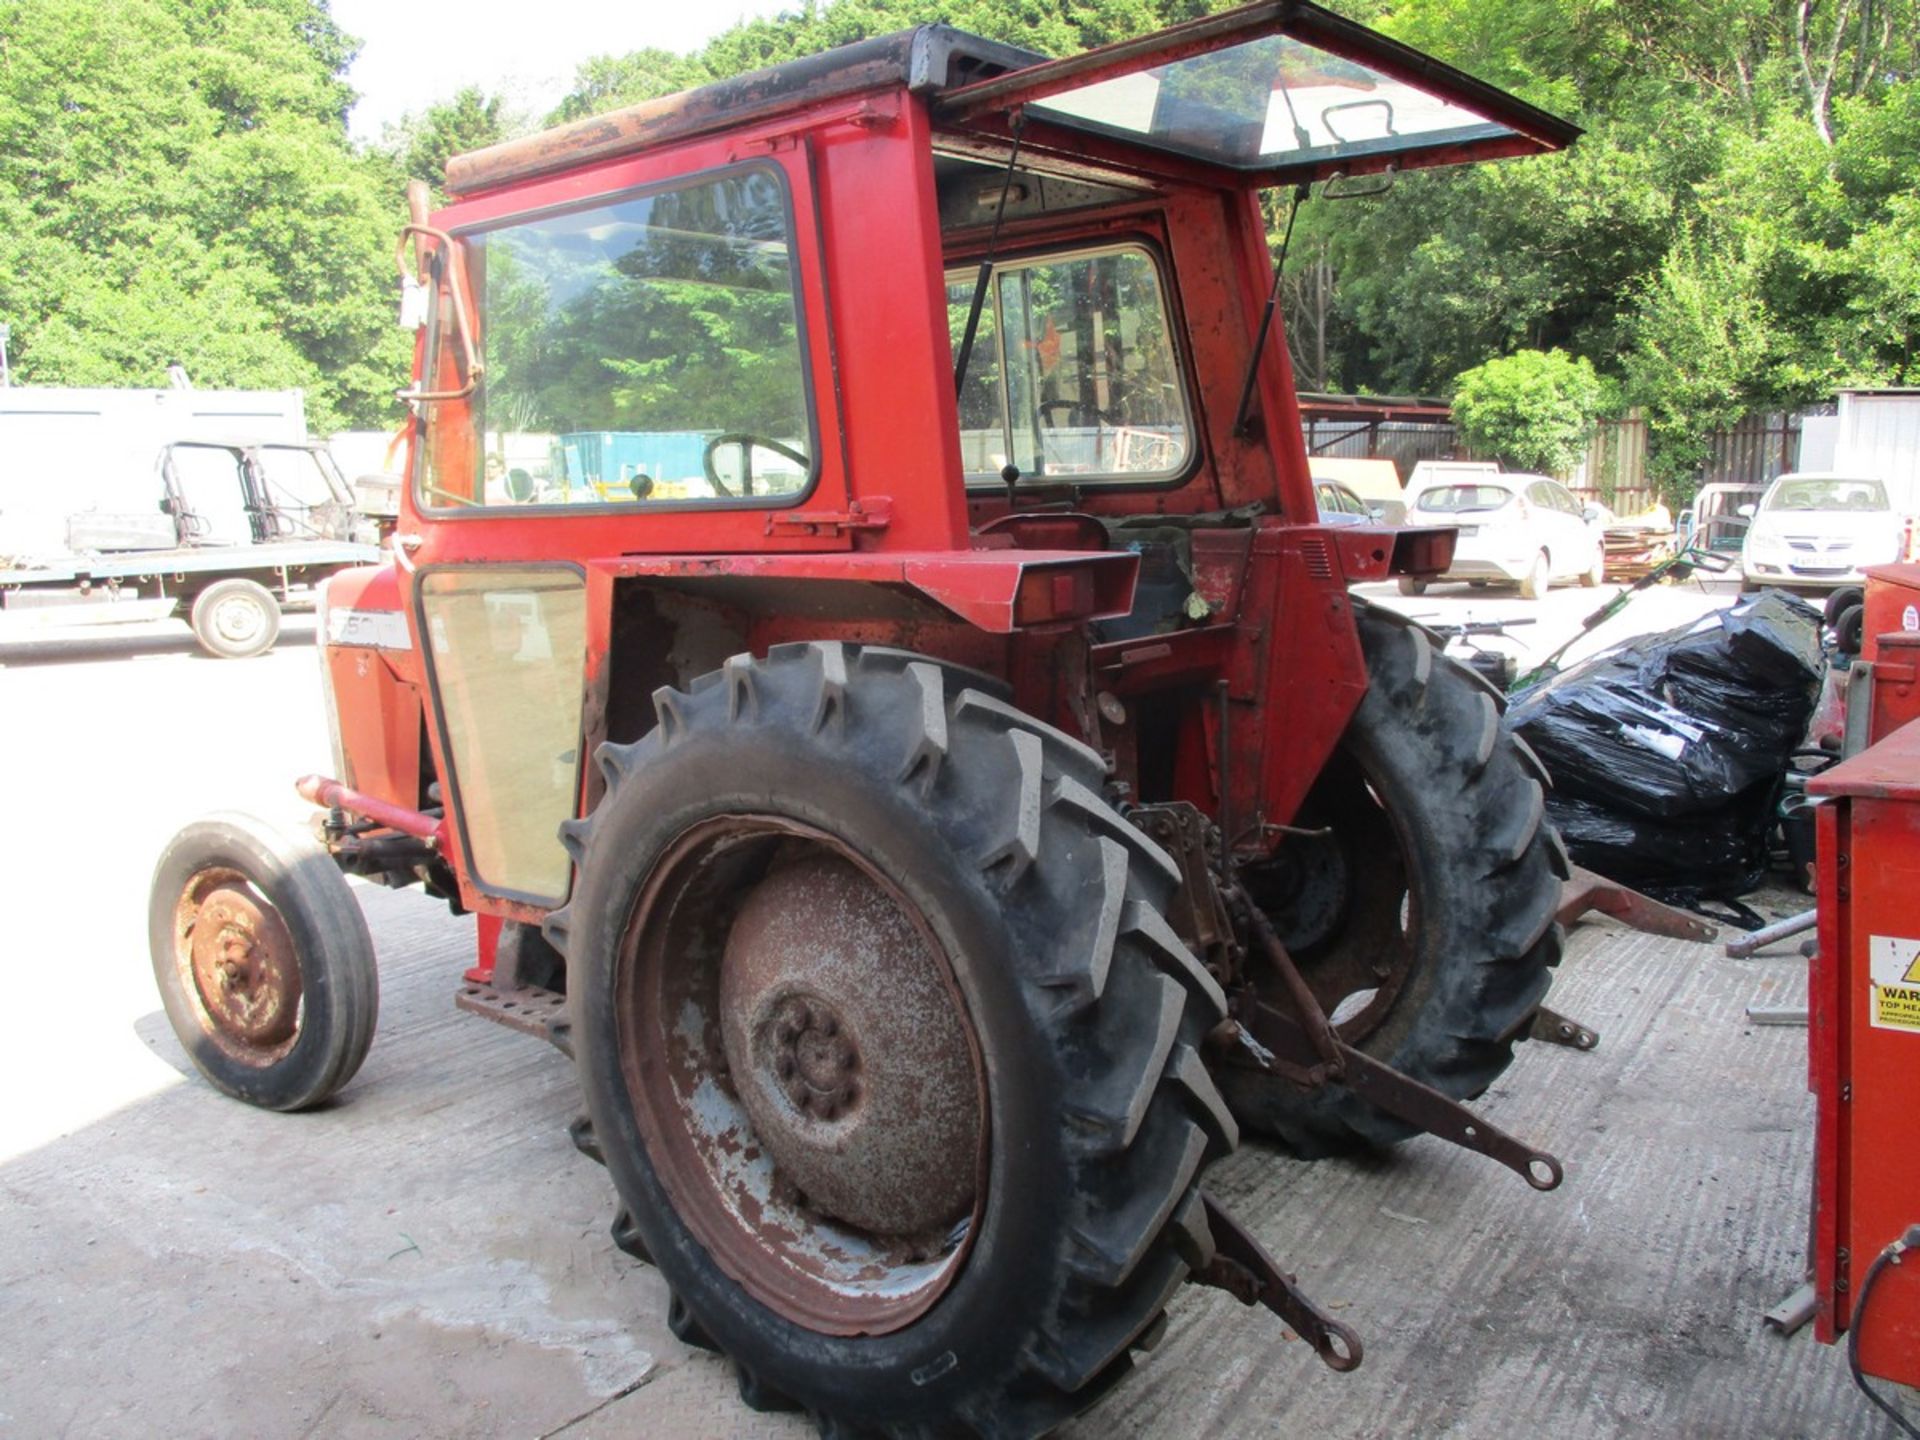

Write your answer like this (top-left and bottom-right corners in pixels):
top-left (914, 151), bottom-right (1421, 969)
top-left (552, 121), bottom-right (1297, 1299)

top-left (1565, 409), bottom-right (1825, 515)
top-left (1704, 412), bottom-right (1805, 488)
top-left (1301, 419), bottom-right (1460, 476)
top-left (1565, 412), bottom-right (1653, 514)
top-left (1298, 402), bottom-right (1832, 514)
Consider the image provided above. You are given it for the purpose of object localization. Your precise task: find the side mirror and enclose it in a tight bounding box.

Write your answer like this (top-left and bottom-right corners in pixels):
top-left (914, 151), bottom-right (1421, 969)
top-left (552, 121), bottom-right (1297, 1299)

top-left (1738, 503), bottom-right (1756, 518)
top-left (1582, 504), bottom-right (1603, 522)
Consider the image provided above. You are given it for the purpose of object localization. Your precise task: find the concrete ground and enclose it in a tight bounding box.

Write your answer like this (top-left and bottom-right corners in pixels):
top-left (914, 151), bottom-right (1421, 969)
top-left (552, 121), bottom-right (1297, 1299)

top-left (0, 580), bottom-right (1902, 1438)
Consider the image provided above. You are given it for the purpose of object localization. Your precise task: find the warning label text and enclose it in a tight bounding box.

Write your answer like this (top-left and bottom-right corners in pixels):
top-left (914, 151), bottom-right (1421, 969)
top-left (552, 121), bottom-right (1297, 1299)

top-left (1869, 935), bottom-right (1920, 1033)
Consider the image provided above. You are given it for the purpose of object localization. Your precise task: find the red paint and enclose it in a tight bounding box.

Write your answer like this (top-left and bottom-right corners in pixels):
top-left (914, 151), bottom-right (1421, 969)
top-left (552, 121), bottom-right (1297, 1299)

top-left (1861, 562), bottom-right (1920, 665)
top-left (1806, 719), bottom-right (1920, 1386)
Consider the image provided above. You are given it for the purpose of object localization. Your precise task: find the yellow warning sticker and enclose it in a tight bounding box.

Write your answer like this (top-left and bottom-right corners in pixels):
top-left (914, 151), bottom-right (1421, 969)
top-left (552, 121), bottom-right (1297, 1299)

top-left (1869, 935), bottom-right (1920, 1032)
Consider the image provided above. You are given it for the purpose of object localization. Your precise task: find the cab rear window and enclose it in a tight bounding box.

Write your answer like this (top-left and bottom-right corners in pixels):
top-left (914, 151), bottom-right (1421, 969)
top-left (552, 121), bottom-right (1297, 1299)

top-left (947, 244), bottom-right (1191, 486)
top-left (1416, 484), bottom-right (1512, 513)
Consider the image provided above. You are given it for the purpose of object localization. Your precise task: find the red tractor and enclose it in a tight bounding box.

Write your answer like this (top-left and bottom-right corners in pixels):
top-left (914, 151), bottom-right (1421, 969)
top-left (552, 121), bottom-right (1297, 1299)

top-left (151, 5), bottom-right (1583, 1433)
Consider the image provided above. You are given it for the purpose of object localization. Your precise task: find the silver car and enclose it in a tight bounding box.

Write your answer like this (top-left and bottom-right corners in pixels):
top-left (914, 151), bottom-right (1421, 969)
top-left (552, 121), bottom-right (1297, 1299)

top-left (1400, 473), bottom-right (1605, 599)
top-left (1739, 472), bottom-right (1904, 590)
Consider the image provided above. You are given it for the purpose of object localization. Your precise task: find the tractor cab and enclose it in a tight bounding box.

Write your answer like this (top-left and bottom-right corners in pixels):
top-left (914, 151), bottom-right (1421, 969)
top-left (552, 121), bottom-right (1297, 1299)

top-left (402, 2), bottom-right (1571, 540)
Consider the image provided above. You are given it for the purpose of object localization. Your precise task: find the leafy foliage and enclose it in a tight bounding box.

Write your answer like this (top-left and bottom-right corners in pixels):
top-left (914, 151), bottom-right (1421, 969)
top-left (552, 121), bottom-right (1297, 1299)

top-left (398, 88), bottom-right (506, 197)
top-left (1452, 349), bottom-right (1608, 474)
top-left (1307, 0), bottom-right (1920, 485)
top-left (0, 0), bottom-right (409, 429)
top-left (3, 0), bottom-right (1915, 477)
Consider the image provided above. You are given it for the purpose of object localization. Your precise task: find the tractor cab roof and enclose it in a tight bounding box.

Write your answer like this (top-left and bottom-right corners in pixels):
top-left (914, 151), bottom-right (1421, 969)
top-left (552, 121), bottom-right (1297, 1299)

top-left (446, 0), bottom-right (1578, 198)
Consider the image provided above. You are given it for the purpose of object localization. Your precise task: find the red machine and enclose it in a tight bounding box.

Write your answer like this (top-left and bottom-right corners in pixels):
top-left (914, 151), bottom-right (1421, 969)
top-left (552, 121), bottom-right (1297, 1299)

top-left (1808, 569), bottom-right (1920, 1398)
top-left (1860, 562), bottom-right (1920, 667)
top-left (146, 7), bottom-right (1594, 1432)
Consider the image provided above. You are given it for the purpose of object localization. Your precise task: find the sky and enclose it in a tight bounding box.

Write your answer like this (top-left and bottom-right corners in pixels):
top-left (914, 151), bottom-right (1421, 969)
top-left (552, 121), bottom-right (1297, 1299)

top-left (329, 0), bottom-right (797, 143)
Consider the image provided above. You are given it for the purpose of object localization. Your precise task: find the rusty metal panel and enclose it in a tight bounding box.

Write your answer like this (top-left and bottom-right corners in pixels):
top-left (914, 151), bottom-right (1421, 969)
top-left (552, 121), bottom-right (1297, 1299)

top-left (1703, 412), bottom-right (1801, 489)
top-left (445, 29), bottom-right (1040, 196)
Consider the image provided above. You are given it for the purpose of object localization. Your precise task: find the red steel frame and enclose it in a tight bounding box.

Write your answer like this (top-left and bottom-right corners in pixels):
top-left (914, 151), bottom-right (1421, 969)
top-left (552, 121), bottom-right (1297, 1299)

top-left (1808, 718), bottom-right (1920, 1386)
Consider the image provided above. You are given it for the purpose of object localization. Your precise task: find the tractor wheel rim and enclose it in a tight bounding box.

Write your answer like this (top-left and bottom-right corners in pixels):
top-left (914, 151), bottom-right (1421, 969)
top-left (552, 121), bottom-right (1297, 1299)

top-left (176, 868), bottom-right (303, 1063)
top-left (618, 817), bottom-right (987, 1335)
top-left (1256, 756), bottom-right (1419, 1045)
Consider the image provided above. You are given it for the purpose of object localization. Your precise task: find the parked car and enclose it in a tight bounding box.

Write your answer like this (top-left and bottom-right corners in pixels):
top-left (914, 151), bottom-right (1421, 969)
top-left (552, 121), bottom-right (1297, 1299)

top-left (1739, 472), bottom-right (1906, 590)
top-left (1309, 456), bottom-right (1406, 523)
top-left (1315, 477), bottom-right (1382, 525)
top-left (1399, 472), bottom-right (1605, 599)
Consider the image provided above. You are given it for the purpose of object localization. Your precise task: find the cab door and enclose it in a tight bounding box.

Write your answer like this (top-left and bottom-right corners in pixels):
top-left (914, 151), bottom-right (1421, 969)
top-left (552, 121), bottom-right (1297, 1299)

top-left (163, 444), bottom-right (258, 547)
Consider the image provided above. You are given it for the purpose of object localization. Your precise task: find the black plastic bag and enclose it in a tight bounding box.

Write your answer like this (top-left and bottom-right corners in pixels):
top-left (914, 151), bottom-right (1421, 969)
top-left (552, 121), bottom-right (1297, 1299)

top-left (1507, 591), bottom-right (1821, 898)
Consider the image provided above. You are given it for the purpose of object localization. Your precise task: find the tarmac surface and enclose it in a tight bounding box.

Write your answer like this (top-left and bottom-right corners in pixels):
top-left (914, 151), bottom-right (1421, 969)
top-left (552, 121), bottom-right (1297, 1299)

top-left (0, 579), bottom-right (1904, 1438)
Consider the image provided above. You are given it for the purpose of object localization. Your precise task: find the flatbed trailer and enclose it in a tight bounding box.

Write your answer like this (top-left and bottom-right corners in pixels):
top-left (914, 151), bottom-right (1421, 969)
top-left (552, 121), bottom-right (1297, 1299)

top-left (0, 539), bottom-right (381, 656)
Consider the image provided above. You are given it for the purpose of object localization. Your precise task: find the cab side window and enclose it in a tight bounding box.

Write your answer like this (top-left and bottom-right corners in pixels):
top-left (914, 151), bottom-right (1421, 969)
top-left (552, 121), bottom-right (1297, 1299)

top-left (420, 166), bottom-right (815, 510)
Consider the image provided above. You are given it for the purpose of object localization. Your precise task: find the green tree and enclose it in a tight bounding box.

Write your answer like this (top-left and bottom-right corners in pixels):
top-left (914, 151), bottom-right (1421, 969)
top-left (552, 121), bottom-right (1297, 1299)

top-left (545, 51), bottom-right (714, 125)
top-left (399, 87), bottom-right (507, 193)
top-left (0, 0), bottom-right (410, 430)
top-left (1452, 348), bottom-right (1608, 474)
top-left (1621, 246), bottom-right (1771, 493)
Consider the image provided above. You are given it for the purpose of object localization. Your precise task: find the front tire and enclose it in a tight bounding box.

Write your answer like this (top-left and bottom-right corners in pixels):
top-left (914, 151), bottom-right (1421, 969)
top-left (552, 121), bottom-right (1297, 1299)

top-left (550, 644), bottom-right (1235, 1436)
top-left (189, 578), bottom-right (281, 659)
top-left (149, 812), bottom-right (378, 1110)
top-left (1519, 550), bottom-right (1551, 600)
top-left (1221, 603), bottom-right (1564, 1154)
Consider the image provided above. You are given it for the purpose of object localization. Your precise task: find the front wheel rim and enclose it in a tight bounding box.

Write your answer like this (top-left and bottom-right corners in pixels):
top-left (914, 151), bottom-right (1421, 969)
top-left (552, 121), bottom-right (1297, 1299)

top-left (616, 816), bottom-right (989, 1335)
top-left (173, 867), bottom-right (304, 1065)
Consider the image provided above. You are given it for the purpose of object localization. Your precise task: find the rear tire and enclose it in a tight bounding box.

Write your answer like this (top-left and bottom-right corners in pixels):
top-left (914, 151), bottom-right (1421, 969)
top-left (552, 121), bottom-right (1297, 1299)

top-left (189, 578), bottom-right (280, 659)
top-left (1220, 603), bottom-right (1564, 1154)
top-left (550, 643), bottom-right (1235, 1436)
top-left (1519, 550), bottom-right (1551, 600)
top-left (1397, 576), bottom-right (1429, 596)
top-left (149, 812), bottom-right (378, 1111)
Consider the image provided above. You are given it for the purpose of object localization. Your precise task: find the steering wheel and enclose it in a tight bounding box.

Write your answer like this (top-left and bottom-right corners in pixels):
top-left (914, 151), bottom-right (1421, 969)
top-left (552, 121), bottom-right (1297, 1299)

top-left (702, 433), bottom-right (809, 498)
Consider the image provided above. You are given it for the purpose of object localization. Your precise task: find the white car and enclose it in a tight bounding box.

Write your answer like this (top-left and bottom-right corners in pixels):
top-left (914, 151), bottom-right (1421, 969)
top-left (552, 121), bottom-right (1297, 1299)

top-left (1399, 472), bottom-right (1605, 598)
top-left (1740, 472), bottom-right (1904, 590)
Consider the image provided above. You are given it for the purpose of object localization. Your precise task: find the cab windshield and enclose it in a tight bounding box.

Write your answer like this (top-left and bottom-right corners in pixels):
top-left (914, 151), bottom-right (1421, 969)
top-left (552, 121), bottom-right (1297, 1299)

top-left (1764, 478), bottom-right (1889, 512)
top-left (418, 165), bottom-right (814, 510)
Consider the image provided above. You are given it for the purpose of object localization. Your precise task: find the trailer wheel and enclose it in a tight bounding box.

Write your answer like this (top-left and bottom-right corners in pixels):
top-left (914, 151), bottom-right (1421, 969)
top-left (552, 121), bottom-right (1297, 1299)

top-left (548, 644), bottom-right (1234, 1435)
top-left (149, 812), bottom-right (378, 1111)
top-left (1222, 602), bottom-right (1564, 1154)
top-left (189, 578), bottom-right (280, 659)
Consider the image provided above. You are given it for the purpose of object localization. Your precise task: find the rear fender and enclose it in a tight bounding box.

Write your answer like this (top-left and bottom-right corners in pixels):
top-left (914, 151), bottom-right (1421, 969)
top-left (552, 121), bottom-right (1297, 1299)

top-left (1231, 525), bottom-right (1370, 845)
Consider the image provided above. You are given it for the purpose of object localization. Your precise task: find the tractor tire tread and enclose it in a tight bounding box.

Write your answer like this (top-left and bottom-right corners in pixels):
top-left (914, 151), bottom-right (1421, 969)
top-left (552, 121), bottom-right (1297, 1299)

top-left (561, 642), bottom-right (1229, 1437)
top-left (1219, 601), bottom-right (1563, 1154)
